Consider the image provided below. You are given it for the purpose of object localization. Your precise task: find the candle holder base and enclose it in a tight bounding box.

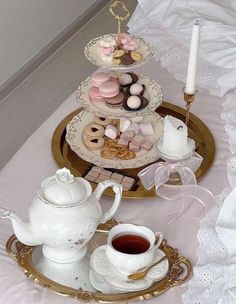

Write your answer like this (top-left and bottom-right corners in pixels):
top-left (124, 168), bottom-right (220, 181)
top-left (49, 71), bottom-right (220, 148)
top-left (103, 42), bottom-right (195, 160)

top-left (156, 137), bottom-right (195, 162)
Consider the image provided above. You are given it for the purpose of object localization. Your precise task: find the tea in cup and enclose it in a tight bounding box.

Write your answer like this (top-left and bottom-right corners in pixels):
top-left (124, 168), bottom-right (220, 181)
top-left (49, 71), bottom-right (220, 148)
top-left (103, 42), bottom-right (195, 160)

top-left (106, 223), bottom-right (163, 275)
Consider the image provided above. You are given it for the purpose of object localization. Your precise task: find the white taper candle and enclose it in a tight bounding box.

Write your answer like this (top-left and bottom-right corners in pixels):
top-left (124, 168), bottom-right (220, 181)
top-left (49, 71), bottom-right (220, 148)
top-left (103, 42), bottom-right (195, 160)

top-left (185, 19), bottom-right (200, 94)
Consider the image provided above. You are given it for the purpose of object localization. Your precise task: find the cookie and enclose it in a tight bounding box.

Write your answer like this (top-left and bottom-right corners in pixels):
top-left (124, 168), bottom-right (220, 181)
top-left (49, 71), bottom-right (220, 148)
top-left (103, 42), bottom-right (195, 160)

top-left (94, 116), bottom-right (113, 126)
top-left (104, 139), bottom-right (118, 148)
top-left (130, 51), bottom-right (143, 62)
top-left (122, 151), bottom-right (136, 160)
top-left (121, 53), bottom-right (135, 65)
top-left (100, 147), bottom-right (118, 159)
top-left (113, 49), bottom-right (125, 58)
top-left (83, 135), bottom-right (105, 151)
top-left (105, 92), bottom-right (124, 107)
top-left (112, 58), bottom-right (121, 65)
top-left (116, 145), bottom-right (129, 158)
top-left (84, 123), bottom-right (104, 138)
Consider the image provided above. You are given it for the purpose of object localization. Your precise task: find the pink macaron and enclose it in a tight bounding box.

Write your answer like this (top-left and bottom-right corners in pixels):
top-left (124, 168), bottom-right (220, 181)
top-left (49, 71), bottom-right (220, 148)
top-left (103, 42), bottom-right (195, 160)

top-left (89, 86), bottom-right (104, 102)
top-left (105, 92), bottom-right (124, 107)
top-left (91, 72), bottom-right (110, 87)
top-left (99, 81), bottom-right (120, 98)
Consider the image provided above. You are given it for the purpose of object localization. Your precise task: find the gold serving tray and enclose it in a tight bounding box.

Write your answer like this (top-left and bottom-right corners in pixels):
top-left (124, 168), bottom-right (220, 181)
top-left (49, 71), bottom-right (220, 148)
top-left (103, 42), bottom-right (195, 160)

top-left (51, 102), bottom-right (215, 198)
top-left (6, 219), bottom-right (192, 303)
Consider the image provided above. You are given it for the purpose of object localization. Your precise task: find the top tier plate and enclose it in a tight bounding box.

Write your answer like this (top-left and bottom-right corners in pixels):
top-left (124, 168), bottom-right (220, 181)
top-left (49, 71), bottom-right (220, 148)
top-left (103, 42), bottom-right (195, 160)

top-left (76, 73), bottom-right (163, 119)
top-left (84, 34), bottom-right (154, 70)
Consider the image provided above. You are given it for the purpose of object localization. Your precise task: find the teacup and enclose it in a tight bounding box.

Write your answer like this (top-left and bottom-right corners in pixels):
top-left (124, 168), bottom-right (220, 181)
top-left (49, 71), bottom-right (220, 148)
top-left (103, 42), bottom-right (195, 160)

top-left (106, 223), bottom-right (163, 275)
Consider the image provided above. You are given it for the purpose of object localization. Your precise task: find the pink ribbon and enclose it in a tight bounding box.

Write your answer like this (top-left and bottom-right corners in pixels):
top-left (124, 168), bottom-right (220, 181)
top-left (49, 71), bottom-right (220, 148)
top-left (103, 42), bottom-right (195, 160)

top-left (138, 162), bottom-right (214, 223)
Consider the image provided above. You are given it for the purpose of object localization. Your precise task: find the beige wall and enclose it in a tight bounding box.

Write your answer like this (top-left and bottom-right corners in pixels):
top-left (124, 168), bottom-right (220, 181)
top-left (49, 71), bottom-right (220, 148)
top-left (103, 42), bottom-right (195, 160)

top-left (0, 0), bottom-right (96, 86)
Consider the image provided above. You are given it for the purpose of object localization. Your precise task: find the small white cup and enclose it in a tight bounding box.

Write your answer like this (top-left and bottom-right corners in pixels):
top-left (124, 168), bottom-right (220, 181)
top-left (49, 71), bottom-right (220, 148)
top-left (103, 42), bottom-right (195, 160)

top-left (106, 223), bottom-right (163, 275)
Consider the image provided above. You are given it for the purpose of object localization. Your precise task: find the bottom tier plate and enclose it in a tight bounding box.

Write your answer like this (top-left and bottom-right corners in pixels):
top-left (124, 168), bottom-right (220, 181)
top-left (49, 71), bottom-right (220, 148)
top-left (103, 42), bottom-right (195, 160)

top-left (51, 101), bottom-right (215, 198)
top-left (6, 219), bottom-right (192, 303)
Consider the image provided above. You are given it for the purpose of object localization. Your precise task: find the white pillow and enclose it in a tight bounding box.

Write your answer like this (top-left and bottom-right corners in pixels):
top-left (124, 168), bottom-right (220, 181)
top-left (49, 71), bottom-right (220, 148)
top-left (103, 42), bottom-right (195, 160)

top-left (128, 0), bottom-right (236, 96)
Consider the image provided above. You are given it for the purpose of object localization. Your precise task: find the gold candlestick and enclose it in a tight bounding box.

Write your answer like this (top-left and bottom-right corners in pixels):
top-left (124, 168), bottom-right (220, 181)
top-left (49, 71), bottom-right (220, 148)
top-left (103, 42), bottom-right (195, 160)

top-left (182, 87), bottom-right (198, 126)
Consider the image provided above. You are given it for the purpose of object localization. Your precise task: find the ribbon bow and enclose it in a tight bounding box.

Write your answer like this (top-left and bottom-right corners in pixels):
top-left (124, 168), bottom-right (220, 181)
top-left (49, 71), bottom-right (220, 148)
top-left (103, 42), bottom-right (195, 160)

top-left (138, 162), bottom-right (214, 223)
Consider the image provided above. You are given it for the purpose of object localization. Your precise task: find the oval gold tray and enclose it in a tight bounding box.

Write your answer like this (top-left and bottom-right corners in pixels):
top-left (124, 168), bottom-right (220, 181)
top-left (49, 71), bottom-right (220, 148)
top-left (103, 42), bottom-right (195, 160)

top-left (6, 219), bottom-right (192, 303)
top-left (51, 102), bottom-right (215, 199)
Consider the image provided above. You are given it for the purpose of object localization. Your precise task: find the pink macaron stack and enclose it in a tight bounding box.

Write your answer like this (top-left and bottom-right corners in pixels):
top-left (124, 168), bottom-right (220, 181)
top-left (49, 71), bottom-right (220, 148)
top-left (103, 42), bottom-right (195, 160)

top-left (99, 80), bottom-right (124, 107)
top-left (89, 72), bottom-right (124, 108)
top-left (89, 72), bottom-right (110, 102)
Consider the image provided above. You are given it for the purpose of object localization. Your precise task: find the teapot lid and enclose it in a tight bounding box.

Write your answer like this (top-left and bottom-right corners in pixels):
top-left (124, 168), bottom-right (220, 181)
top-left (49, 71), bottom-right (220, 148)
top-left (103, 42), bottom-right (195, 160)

top-left (37, 168), bottom-right (92, 207)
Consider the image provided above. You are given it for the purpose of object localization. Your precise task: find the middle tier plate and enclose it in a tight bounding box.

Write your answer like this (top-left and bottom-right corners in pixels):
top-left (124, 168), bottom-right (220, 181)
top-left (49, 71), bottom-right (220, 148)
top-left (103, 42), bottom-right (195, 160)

top-left (66, 111), bottom-right (163, 169)
top-left (76, 73), bottom-right (163, 119)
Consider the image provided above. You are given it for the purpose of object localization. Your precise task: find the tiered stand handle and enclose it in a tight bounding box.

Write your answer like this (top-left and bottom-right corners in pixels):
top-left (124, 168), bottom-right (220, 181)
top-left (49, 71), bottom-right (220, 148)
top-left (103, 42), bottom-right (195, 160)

top-left (109, 1), bottom-right (130, 47)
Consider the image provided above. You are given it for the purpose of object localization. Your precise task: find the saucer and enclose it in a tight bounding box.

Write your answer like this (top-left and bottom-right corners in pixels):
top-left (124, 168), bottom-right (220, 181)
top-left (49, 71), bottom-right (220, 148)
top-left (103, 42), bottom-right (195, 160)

top-left (89, 269), bottom-right (125, 294)
top-left (157, 137), bottom-right (195, 161)
top-left (90, 245), bottom-right (169, 292)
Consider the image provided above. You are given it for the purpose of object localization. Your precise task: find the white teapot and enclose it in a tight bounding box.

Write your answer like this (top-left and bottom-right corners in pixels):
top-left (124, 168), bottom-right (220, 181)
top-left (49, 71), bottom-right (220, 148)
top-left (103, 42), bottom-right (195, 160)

top-left (1, 168), bottom-right (122, 263)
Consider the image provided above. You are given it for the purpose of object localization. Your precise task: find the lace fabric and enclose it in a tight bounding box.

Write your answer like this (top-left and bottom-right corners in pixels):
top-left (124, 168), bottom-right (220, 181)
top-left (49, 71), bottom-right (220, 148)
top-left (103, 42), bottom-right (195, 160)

top-left (128, 4), bottom-right (236, 304)
top-left (128, 5), bottom-right (234, 97)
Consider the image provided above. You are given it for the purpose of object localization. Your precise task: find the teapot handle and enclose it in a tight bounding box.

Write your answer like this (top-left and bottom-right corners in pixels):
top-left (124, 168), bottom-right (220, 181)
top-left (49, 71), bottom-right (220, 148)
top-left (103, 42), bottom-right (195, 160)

top-left (93, 180), bottom-right (122, 223)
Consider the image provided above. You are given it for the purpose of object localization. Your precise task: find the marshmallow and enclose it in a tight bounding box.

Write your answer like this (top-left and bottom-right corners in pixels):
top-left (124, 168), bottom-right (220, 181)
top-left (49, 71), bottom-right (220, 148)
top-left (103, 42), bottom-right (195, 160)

top-left (129, 45), bottom-right (138, 51)
top-left (121, 38), bottom-right (128, 44)
top-left (121, 130), bottom-right (135, 141)
top-left (141, 141), bottom-right (153, 151)
top-left (122, 44), bottom-right (132, 51)
top-left (121, 33), bottom-right (132, 40)
top-left (127, 123), bottom-right (140, 135)
top-left (99, 46), bottom-right (115, 55)
top-left (99, 36), bottom-right (116, 48)
top-left (140, 122), bottom-right (154, 136)
top-left (118, 137), bottom-right (129, 147)
top-left (129, 142), bottom-right (140, 152)
top-left (132, 135), bottom-right (144, 146)
top-left (120, 119), bottom-right (131, 132)
top-left (101, 54), bottom-right (113, 62)
top-left (105, 125), bottom-right (117, 139)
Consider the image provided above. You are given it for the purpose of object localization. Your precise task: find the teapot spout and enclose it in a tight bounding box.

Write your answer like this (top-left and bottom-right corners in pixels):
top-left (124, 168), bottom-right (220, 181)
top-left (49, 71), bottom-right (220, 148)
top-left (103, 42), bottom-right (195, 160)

top-left (1, 209), bottom-right (41, 246)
